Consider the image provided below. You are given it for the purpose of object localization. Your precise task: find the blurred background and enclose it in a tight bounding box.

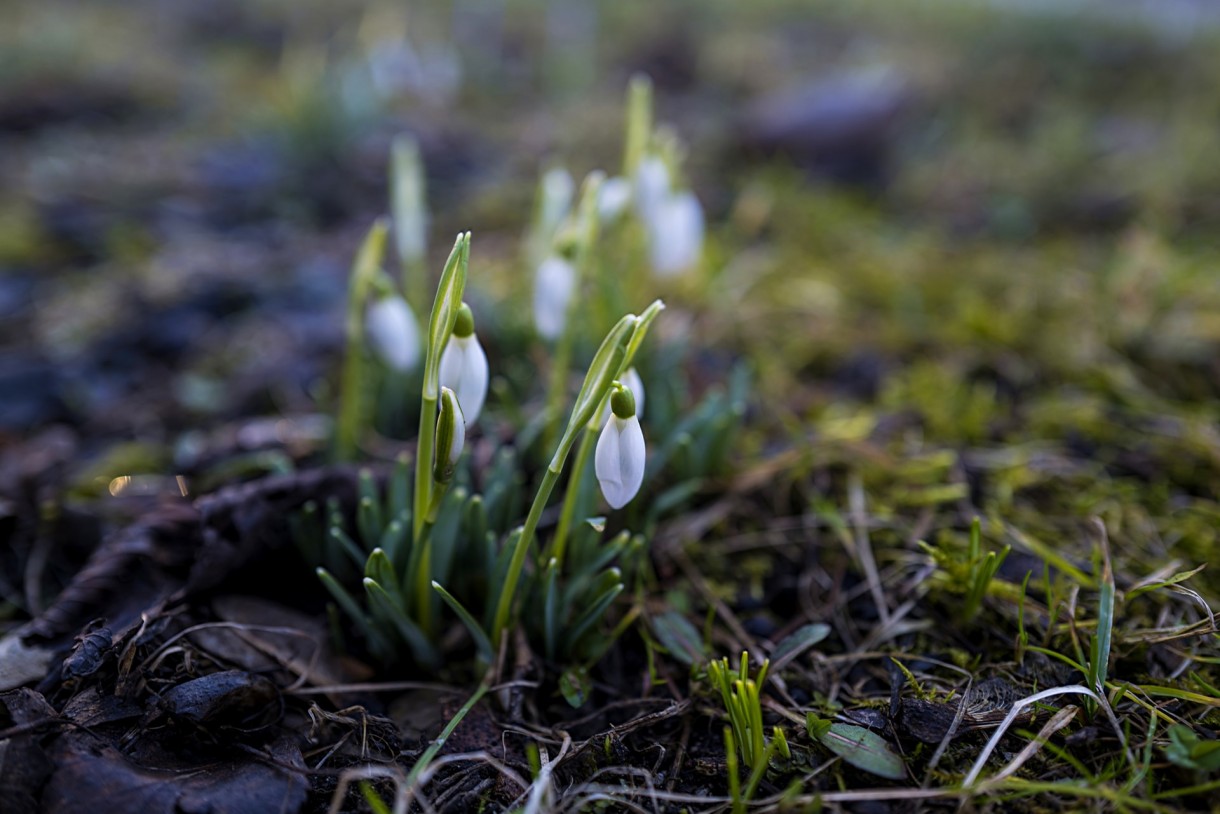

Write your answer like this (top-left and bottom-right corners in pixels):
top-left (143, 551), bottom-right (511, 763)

top-left (3, 0), bottom-right (1220, 487)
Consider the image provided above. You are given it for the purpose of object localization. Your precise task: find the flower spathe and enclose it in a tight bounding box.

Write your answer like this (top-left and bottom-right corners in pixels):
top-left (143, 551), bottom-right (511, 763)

top-left (366, 294), bottom-right (421, 371)
top-left (595, 385), bottom-right (646, 510)
top-left (433, 386), bottom-right (465, 484)
top-left (438, 307), bottom-right (489, 424)
top-left (533, 254), bottom-right (577, 340)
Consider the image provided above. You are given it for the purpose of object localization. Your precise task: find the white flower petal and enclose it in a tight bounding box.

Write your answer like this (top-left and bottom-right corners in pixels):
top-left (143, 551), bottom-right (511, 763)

top-left (439, 334), bottom-right (489, 424)
top-left (647, 191), bottom-right (704, 277)
top-left (540, 167), bottom-right (575, 236)
top-left (533, 255), bottom-right (577, 340)
top-left (595, 415), bottom-right (646, 510)
top-left (620, 367), bottom-right (645, 418)
top-left (634, 156), bottom-right (671, 223)
top-left (598, 176), bottom-right (633, 223)
top-left (366, 296), bottom-right (421, 371)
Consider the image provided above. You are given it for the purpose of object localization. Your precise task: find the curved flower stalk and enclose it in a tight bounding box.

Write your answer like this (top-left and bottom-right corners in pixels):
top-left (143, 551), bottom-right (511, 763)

top-left (366, 293), bottom-right (422, 372)
top-left (595, 383), bottom-right (646, 510)
top-left (533, 254), bottom-right (578, 340)
top-left (647, 190), bottom-right (704, 277)
top-left (439, 302), bottom-right (489, 423)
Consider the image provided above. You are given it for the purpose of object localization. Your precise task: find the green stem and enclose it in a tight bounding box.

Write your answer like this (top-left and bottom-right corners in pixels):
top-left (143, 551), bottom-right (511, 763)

top-left (542, 319), bottom-right (575, 454)
top-left (492, 465), bottom-right (562, 644)
top-left (550, 425), bottom-right (596, 568)
top-left (413, 480), bottom-right (452, 631)
top-left (335, 221), bottom-right (388, 461)
top-left (405, 677), bottom-right (491, 788)
top-left (413, 396), bottom-right (436, 542)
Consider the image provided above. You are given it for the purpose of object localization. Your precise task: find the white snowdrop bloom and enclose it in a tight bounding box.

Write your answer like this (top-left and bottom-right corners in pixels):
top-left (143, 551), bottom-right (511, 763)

top-left (366, 295), bottom-right (421, 371)
top-left (598, 176), bottom-right (633, 223)
top-left (647, 191), bottom-right (704, 277)
top-left (533, 255), bottom-right (577, 340)
top-left (438, 304), bottom-right (489, 423)
top-left (598, 366), bottom-right (645, 426)
top-left (433, 387), bottom-right (465, 484)
top-left (633, 155), bottom-right (671, 223)
top-left (595, 386), bottom-right (646, 510)
top-left (540, 167), bottom-right (576, 237)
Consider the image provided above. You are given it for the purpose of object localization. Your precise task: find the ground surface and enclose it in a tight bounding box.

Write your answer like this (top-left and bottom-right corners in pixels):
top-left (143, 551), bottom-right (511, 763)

top-left (3, 1), bottom-right (1220, 812)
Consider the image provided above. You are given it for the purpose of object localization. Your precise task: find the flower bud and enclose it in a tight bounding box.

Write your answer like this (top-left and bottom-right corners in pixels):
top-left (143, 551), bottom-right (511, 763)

top-left (533, 254), bottom-right (577, 340)
top-left (433, 386), bottom-right (465, 484)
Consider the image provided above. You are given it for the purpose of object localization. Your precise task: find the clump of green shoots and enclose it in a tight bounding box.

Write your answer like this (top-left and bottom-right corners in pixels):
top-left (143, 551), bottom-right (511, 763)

top-left (303, 180), bottom-right (666, 677)
top-left (920, 517), bottom-right (1011, 621)
top-left (708, 653), bottom-right (790, 813)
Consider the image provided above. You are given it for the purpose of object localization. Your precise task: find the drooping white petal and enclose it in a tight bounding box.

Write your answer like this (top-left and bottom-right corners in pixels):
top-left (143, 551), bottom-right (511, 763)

top-left (595, 415), bottom-right (646, 510)
top-left (647, 191), bottom-right (704, 277)
top-left (598, 176), bottom-right (633, 223)
top-left (533, 255), bottom-right (577, 340)
top-left (366, 295), bottom-right (421, 371)
top-left (598, 367), bottom-right (646, 426)
top-left (540, 167), bottom-right (576, 237)
top-left (438, 334), bottom-right (489, 423)
top-left (633, 156), bottom-right (671, 223)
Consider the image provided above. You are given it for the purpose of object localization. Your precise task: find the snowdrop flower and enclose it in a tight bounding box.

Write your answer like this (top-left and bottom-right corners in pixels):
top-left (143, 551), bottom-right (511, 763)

top-left (595, 383), bottom-right (646, 509)
top-left (633, 155), bottom-right (671, 223)
top-left (433, 386), bottom-right (465, 484)
top-left (598, 176), bottom-right (633, 223)
top-left (533, 254), bottom-right (577, 340)
top-left (539, 167), bottom-right (576, 239)
top-left (438, 302), bottom-right (489, 423)
top-left (647, 191), bottom-right (704, 277)
top-left (598, 366), bottom-right (644, 425)
top-left (366, 294), bottom-right (421, 371)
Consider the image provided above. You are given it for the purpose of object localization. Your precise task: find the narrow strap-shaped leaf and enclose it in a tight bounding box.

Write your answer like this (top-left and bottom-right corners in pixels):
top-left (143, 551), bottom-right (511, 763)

top-left (484, 528), bottom-right (521, 631)
top-left (429, 487), bottom-right (467, 586)
top-left (365, 578), bottom-right (440, 668)
top-left (379, 513), bottom-right (410, 573)
top-left (330, 526), bottom-right (371, 574)
top-left (357, 497), bottom-right (382, 552)
top-left (432, 580), bottom-right (494, 663)
top-left (565, 576), bottom-right (624, 650)
top-left (364, 548), bottom-right (401, 601)
top-left (317, 567), bottom-right (389, 656)
top-left (388, 454), bottom-right (412, 520)
top-left (543, 559), bottom-right (560, 662)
